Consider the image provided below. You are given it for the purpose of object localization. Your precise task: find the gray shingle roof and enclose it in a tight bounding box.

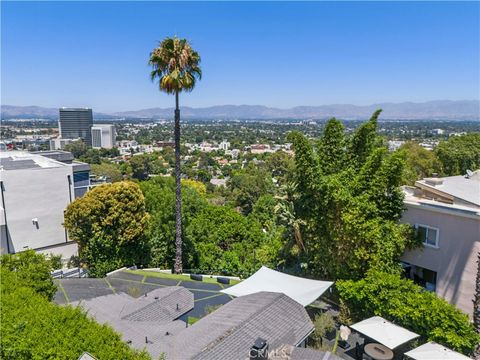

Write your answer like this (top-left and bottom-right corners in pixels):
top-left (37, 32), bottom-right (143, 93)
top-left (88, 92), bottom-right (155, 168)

top-left (121, 287), bottom-right (193, 322)
top-left (71, 286), bottom-right (194, 357)
top-left (169, 291), bottom-right (314, 360)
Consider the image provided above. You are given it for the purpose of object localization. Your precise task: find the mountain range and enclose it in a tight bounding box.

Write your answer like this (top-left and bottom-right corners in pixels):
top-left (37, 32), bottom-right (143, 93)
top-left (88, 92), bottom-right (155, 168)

top-left (2, 100), bottom-right (479, 120)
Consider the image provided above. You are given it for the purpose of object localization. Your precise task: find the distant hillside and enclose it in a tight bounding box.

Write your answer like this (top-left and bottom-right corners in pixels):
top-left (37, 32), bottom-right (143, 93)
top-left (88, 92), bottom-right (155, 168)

top-left (2, 100), bottom-right (479, 120)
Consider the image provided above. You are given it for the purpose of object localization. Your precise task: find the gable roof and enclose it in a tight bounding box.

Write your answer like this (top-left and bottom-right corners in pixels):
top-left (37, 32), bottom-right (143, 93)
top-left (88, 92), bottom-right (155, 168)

top-left (169, 291), bottom-right (314, 360)
top-left (72, 286), bottom-right (193, 356)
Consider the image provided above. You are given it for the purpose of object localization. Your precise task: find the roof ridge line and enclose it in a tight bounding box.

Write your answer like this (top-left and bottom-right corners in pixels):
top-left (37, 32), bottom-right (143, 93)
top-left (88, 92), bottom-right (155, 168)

top-left (197, 292), bottom-right (285, 355)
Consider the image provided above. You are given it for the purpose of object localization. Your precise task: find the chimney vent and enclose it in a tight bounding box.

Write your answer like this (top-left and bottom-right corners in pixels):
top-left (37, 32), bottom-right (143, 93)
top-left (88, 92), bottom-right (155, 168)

top-left (250, 338), bottom-right (268, 360)
top-left (425, 178), bottom-right (443, 187)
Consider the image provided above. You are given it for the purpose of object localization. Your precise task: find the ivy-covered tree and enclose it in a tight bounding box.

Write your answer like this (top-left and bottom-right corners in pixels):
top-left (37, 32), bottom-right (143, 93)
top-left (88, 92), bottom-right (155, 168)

top-left (64, 181), bottom-right (150, 277)
top-left (317, 118), bottom-right (346, 175)
top-left (288, 110), bottom-right (418, 280)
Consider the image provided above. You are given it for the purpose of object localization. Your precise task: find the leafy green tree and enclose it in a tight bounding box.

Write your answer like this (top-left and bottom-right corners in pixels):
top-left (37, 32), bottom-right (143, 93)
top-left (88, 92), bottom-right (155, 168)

top-left (397, 141), bottom-right (442, 185)
top-left (185, 204), bottom-right (267, 276)
top-left (149, 37), bottom-right (202, 274)
top-left (227, 165), bottom-right (275, 214)
top-left (288, 110), bottom-right (418, 280)
top-left (129, 154), bottom-right (152, 180)
top-left (91, 162), bottom-right (123, 182)
top-left (337, 270), bottom-right (480, 355)
top-left (0, 253), bottom-right (149, 360)
top-left (435, 133), bottom-right (480, 176)
top-left (265, 150), bottom-right (294, 181)
top-left (64, 140), bottom-right (88, 158)
top-left (64, 181), bottom-right (150, 277)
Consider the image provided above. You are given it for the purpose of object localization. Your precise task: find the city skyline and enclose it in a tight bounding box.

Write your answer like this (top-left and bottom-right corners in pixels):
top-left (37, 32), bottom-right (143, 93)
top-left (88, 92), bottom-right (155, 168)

top-left (2, 1), bottom-right (479, 112)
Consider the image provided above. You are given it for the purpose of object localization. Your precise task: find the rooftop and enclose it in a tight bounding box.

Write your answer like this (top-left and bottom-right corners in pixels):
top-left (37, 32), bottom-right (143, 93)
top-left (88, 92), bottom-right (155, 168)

top-left (403, 170), bottom-right (480, 215)
top-left (0, 151), bottom-right (68, 170)
top-left (172, 291), bottom-right (314, 360)
top-left (72, 286), bottom-right (194, 356)
top-left (415, 171), bottom-right (480, 207)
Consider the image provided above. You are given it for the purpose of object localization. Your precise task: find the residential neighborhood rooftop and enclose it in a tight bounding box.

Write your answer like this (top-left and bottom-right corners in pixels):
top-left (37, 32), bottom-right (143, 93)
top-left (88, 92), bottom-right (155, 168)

top-left (173, 291), bottom-right (314, 360)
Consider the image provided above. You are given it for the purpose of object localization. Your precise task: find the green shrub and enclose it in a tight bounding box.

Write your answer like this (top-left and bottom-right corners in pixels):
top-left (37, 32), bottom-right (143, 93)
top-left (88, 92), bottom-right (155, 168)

top-left (0, 250), bottom-right (57, 300)
top-left (0, 252), bottom-right (150, 360)
top-left (312, 312), bottom-right (336, 340)
top-left (336, 270), bottom-right (479, 355)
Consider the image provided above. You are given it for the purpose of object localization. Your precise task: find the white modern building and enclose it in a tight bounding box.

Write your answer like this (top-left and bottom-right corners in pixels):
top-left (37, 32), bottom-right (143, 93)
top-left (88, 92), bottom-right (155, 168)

top-left (91, 124), bottom-right (116, 149)
top-left (0, 151), bottom-right (91, 260)
top-left (219, 140), bottom-right (230, 151)
top-left (49, 137), bottom-right (78, 150)
top-left (401, 171), bottom-right (480, 317)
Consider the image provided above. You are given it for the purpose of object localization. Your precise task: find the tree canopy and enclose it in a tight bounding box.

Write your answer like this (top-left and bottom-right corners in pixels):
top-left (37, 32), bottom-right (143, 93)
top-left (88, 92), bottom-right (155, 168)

top-left (435, 133), bottom-right (480, 176)
top-left (64, 181), bottom-right (150, 277)
top-left (288, 111), bottom-right (419, 280)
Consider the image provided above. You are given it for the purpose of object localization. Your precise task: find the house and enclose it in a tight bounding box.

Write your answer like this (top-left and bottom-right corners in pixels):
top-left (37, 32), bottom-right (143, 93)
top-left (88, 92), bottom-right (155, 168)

top-left (74, 288), bottom-right (317, 360)
top-left (170, 291), bottom-right (314, 360)
top-left (72, 286), bottom-right (194, 356)
top-left (401, 170), bottom-right (480, 317)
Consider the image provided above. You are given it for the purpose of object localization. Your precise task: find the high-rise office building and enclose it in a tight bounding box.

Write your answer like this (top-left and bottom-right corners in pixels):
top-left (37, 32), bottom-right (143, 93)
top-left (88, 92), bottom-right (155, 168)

top-left (59, 108), bottom-right (93, 146)
top-left (91, 124), bottom-right (116, 149)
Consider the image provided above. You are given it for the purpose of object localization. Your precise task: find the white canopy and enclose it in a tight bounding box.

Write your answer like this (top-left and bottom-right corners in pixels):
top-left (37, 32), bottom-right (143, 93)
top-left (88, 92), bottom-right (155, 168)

top-left (220, 266), bottom-right (333, 306)
top-left (350, 316), bottom-right (419, 349)
top-left (404, 342), bottom-right (471, 360)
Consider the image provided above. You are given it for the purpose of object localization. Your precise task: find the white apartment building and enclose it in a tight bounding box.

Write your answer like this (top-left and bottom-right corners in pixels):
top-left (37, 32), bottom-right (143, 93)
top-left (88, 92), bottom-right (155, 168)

top-left (0, 151), bottom-right (91, 260)
top-left (50, 137), bottom-right (77, 150)
top-left (91, 124), bottom-right (116, 149)
top-left (401, 171), bottom-right (480, 317)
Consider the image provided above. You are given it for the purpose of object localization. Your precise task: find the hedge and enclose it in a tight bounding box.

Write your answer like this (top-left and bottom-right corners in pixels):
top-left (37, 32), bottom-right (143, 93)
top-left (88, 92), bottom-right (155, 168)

top-left (336, 270), bottom-right (479, 355)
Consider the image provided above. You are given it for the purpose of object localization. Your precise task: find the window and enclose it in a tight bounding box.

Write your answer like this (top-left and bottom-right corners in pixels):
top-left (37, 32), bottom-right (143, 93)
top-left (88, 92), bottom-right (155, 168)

top-left (416, 224), bottom-right (439, 248)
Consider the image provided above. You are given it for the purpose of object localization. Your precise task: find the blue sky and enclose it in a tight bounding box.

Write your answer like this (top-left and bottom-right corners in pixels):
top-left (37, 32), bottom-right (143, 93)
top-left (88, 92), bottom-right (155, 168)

top-left (2, 1), bottom-right (479, 113)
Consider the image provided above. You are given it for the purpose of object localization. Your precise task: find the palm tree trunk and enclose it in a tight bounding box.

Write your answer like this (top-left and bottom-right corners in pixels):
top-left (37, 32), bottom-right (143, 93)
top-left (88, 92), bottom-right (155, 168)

top-left (174, 91), bottom-right (183, 274)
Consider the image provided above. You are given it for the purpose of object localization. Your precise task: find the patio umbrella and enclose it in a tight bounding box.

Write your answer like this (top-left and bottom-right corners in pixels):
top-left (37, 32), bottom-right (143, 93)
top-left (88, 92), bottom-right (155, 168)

top-left (350, 316), bottom-right (419, 349)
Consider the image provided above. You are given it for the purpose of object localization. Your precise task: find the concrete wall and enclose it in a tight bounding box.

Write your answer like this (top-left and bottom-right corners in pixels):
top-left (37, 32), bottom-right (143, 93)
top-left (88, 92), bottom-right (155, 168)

top-left (401, 204), bottom-right (480, 317)
top-left (1, 166), bottom-right (74, 255)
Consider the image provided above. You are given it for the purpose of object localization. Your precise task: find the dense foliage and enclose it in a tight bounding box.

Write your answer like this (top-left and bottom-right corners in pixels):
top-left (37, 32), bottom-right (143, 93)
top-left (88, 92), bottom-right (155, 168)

top-left (64, 181), bottom-right (150, 277)
top-left (140, 176), bottom-right (283, 275)
top-left (0, 251), bottom-right (149, 360)
top-left (288, 111), bottom-right (419, 280)
top-left (435, 133), bottom-right (480, 176)
top-left (397, 141), bottom-right (442, 185)
top-left (140, 177), bottom-right (208, 269)
top-left (337, 270), bottom-right (479, 355)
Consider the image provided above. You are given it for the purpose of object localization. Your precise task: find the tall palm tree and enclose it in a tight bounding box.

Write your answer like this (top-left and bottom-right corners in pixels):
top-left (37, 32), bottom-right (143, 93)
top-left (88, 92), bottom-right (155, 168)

top-left (149, 37), bottom-right (201, 274)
